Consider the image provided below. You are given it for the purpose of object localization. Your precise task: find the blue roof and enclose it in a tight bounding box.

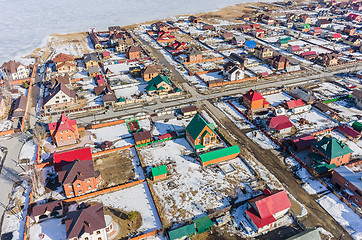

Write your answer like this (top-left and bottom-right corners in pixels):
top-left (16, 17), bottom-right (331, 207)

top-left (245, 40), bottom-right (257, 49)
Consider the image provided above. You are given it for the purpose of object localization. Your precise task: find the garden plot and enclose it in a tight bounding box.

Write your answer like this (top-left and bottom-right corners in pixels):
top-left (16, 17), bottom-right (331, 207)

top-left (246, 130), bottom-right (279, 150)
top-left (290, 108), bottom-right (338, 135)
top-left (202, 38), bottom-right (232, 51)
top-left (247, 64), bottom-right (274, 76)
top-left (288, 40), bottom-right (309, 47)
top-left (88, 182), bottom-right (162, 234)
top-left (313, 82), bottom-right (351, 99)
top-left (214, 101), bottom-right (252, 130)
top-left (142, 139), bottom-right (258, 226)
top-left (327, 99), bottom-right (360, 123)
top-left (152, 118), bottom-right (190, 136)
top-left (318, 193), bottom-right (362, 240)
top-left (264, 91), bottom-right (294, 107)
top-left (199, 71), bottom-right (223, 82)
top-left (220, 48), bottom-right (246, 56)
top-left (104, 61), bottom-right (140, 74)
top-left (89, 123), bottom-right (132, 143)
top-left (308, 38), bottom-right (332, 46)
top-left (114, 83), bottom-right (148, 100)
top-left (329, 131), bottom-right (362, 158)
top-left (139, 118), bottom-right (152, 131)
top-left (29, 218), bottom-right (66, 240)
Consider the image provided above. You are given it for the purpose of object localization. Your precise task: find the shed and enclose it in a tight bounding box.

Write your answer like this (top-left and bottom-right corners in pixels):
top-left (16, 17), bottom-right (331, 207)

top-left (151, 165), bottom-right (168, 180)
top-left (352, 121), bottom-right (362, 133)
top-left (193, 215), bottom-right (213, 234)
top-left (168, 224), bottom-right (196, 240)
top-left (199, 145), bottom-right (240, 166)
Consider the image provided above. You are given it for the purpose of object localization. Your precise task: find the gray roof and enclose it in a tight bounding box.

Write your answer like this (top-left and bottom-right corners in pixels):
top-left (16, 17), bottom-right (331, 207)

top-left (12, 94), bottom-right (27, 118)
top-left (286, 229), bottom-right (321, 240)
top-left (88, 66), bottom-right (100, 74)
top-left (353, 89), bottom-right (362, 99)
top-left (233, 35), bottom-right (246, 42)
top-left (83, 53), bottom-right (98, 63)
top-left (334, 166), bottom-right (362, 192)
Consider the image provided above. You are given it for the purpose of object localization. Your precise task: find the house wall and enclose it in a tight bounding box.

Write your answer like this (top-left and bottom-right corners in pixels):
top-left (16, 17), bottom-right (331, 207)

top-left (143, 72), bottom-right (158, 81)
top-left (127, 51), bottom-right (140, 60)
top-left (64, 175), bottom-right (101, 198)
top-left (85, 61), bottom-right (98, 69)
top-left (243, 97), bottom-right (264, 110)
top-left (200, 152), bottom-right (239, 166)
top-left (153, 173), bottom-right (167, 180)
top-left (245, 213), bottom-right (272, 233)
top-left (331, 171), bottom-right (362, 208)
top-left (330, 153), bottom-right (352, 166)
top-left (272, 208), bottom-right (289, 219)
top-left (278, 127), bottom-right (292, 134)
top-left (52, 126), bottom-right (79, 147)
top-left (291, 105), bottom-right (311, 114)
top-left (44, 91), bottom-right (74, 109)
top-left (353, 96), bottom-right (362, 110)
top-left (69, 227), bottom-right (107, 240)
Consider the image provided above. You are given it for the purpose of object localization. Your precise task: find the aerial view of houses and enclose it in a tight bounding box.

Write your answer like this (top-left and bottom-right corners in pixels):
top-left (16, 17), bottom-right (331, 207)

top-left (0, 0), bottom-right (362, 240)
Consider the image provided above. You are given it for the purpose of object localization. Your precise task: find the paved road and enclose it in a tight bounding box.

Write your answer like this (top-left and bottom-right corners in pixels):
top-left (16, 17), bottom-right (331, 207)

top-left (202, 100), bottom-right (352, 240)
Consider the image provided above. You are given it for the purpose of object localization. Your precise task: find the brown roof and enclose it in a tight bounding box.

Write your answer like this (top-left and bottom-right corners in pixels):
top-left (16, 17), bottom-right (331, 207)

top-left (143, 65), bottom-right (159, 75)
top-left (51, 73), bottom-right (70, 86)
top-left (65, 203), bottom-right (106, 239)
top-left (108, 26), bottom-right (122, 32)
top-left (181, 105), bottom-right (197, 114)
top-left (353, 89), bottom-right (362, 99)
top-left (127, 45), bottom-right (142, 53)
top-left (57, 160), bottom-right (97, 185)
top-left (133, 130), bottom-right (152, 143)
top-left (32, 200), bottom-right (63, 217)
top-left (102, 92), bottom-right (117, 102)
top-left (12, 94), bottom-right (27, 118)
top-left (43, 83), bottom-right (76, 106)
top-left (53, 53), bottom-right (74, 63)
top-left (94, 85), bottom-right (107, 95)
top-left (1, 60), bottom-right (23, 74)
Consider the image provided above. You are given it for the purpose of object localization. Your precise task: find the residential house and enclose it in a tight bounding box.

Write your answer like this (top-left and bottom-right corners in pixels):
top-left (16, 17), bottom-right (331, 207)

top-left (89, 29), bottom-right (102, 50)
top-left (242, 89), bottom-right (270, 111)
top-left (329, 33), bottom-right (342, 41)
top-left (193, 215), bottom-right (213, 234)
top-left (53, 53), bottom-right (76, 73)
top-left (317, 19), bottom-right (330, 28)
top-left (202, 24), bottom-right (215, 31)
top-left (241, 25), bottom-right (252, 33)
top-left (254, 46), bottom-right (273, 60)
top-left (261, 16), bottom-right (275, 25)
top-left (57, 160), bottom-right (101, 198)
top-left (151, 165), bottom-right (167, 180)
top-left (343, 26), bottom-right (356, 36)
top-left (53, 147), bottom-right (93, 171)
top-left (244, 40), bottom-right (257, 52)
top-left (284, 99), bottom-right (310, 114)
top-left (43, 84), bottom-right (76, 111)
top-left (343, 36), bottom-right (361, 47)
top-left (64, 203), bottom-right (107, 240)
top-left (199, 145), bottom-right (240, 166)
top-left (151, 21), bottom-right (169, 32)
top-left (289, 135), bottom-right (317, 152)
top-left (287, 45), bottom-right (303, 55)
top-left (108, 26), bottom-right (122, 35)
top-left (310, 27), bottom-right (322, 36)
top-left (171, 41), bottom-right (187, 52)
top-left (188, 16), bottom-right (200, 23)
top-left (116, 38), bottom-right (134, 53)
top-left (251, 29), bottom-right (265, 38)
top-left (347, 14), bottom-right (361, 22)
top-left (232, 36), bottom-right (246, 46)
top-left (95, 75), bottom-right (105, 86)
top-left (12, 94), bottom-right (27, 118)
top-left (142, 65), bottom-right (161, 81)
top-left (314, 102), bottom-right (338, 119)
top-left (245, 189), bottom-right (291, 233)
top-left (126, 45), bottom-right (142, 60)
top-left (49, 114), bottom-right (79, 147)
top-left (332, 166), bottom-right (362, 208)
top-left (267, 115), bottom-right (293, 134)
top-left (222, 62), bottom-right (244, 81)
top-left (310, 136), bottom-right (353, 169)
top-left (1, 60), bottom-right (28, 80)
top-left (133, 130), bottom-right (152, 145)
top-left (50, 73), bottom-right (70, 88)
top-left (300, 23), bottom-right (311, 32)
top-left (223, 32), bottom-right (234, 41)
top-left (88, 66), bottom-right (101, 77)
top-left (352, 89), bottom-right (362, 109)
top-left (186, 48), bottom-right (202, 62)
top-left (186, 113), bottom-right (217, 151)
top-left (102, 51), bottom-right (110, 59)
top-left (270, 55), bottom-right (289, 70)
top-left (299, 14), bottom-right (311, 24)
top-left (289, 88), bottom-right (315, 104)
top-left (319, 53), bottom-right (339, 66)
top-left (278, 37), bottom-right (291, 47)
top-left (168, 224), bottom-right (196, 240)
top-left (146, 75), bottom-right (173, 95)
top-left (337, 125), bottom-right (361, 142)
top-left (301, 51), bottom-right (318, 60)
top-left (102, 91), bottom-right (117, 107)
top-left (83, 53), bottom-right (99, 69)
top-left (32, 200), bottom-right (64, 223)
top-left (252, 24), bottom-right (261, 29)
top-left (181, 105), bottom-right (197, 117)
top-left (108, 32), bottom-right (125, 46)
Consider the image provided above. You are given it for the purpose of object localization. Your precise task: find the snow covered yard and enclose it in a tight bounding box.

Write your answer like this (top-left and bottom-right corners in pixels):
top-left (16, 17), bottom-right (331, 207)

top-left (89, 123), bottom-right (132, 143)
top-left (139, 138), bottom-right (259, 227)
top-left (29, 218), bottom-right (66, 240)
top-left (328, 99), bottom-right (360, 123)
top-left (199, 71), bottom-right (223, 82)
top-left (313, 82), bottom-right (351, 99)
top-left (318, 193), bottom-right (362, 240)
top-left (88, 182), bottom-right (162, 233)
top-left (290, 108), bottom-right (338, 136)
top-left (214, 101), bottom-right (253, 130)
top-left (0, 120), bottom-right (13, 132)
top-left (246, 130), bottom-right (279, 150)
top-left (152, 117), bottom-right (190, 136)
top-left (19, 140), bottom-right (37, 163)
top-left (264, 91), bottom-right (294, 107)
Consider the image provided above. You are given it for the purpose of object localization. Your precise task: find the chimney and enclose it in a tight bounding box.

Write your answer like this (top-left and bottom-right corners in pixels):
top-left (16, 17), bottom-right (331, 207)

top-left (263, 188), bottom-right (272, 196)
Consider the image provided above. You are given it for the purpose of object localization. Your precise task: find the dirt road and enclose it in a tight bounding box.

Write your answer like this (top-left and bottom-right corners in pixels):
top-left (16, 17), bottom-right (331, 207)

top-left (202, 100), bottom-right (352, 240)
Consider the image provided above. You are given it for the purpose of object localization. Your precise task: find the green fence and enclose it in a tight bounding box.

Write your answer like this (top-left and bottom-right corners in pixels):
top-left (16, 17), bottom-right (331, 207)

top-left (323, 94), bottom-right (352, 104)
top-left (135, 134), bottom-right (186, 148)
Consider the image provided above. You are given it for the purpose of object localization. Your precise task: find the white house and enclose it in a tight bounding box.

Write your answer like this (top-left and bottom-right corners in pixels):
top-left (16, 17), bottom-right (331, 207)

top-left (285, 99), bottom-right (311, 114)
top-left (43, 83), bottom-right (76, 110)
top-left (1, 61), bottom-right (28, 80)
top-left (222, 62), bottom-right (244, 81)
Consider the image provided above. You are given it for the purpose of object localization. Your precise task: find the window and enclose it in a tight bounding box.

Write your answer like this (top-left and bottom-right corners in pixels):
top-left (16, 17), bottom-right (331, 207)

top-left (60, 137), bottom-right (63, 140)
top-left (69, 191), bottom-right (73, 194)
top-left (85, 238), bottom-right (89, 240)
top-left (55, 101), bottom-right (59, 103)
top-left (68, 184), bottom-right (72, 188)
top-left (64, 99), bottom-right (68, 102)
top-left (56, 96), bottom-right (59, 99)
top-left (62, 95), bottom-right (66, 98)
top-left (77, 183), bottom-right (81, 187)
top-left (68, 135), bottom-right (71, 138)
top-left (345, 182), bottom-right (349, 187)
top-left (88, 185), bottom-right (92, 189)
top-left (97, 231), bottom-right (101, 234)
top-left (87, 179), bottom-right (90, 183)
top-left (78, 190), bottom-right (82, 193)
top-left (66, 130), bottom-right (68, 133)
top-left (356, 197), bottom-right (359, 202)
top-left (98, 238), bottom-right (102, 240)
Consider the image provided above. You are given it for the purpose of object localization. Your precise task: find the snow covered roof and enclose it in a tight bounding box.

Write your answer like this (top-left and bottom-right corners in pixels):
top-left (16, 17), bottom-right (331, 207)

top-left (334, 166), bottom-right (362, 191)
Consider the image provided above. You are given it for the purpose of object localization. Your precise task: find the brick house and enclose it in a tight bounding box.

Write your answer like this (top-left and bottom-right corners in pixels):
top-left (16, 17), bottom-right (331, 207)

top-left (245, 189), bottom-right (291, 233)
top-left (331, 166), bottom-right (362, 208)
top-left (242, 89), bottom-right (270, 111)
top-left (271, 55), bottom-right (289, 70)
top-left (53, 53), bottom-right (76, 73)
top-left (187, 48), bottom-right (202, 62)
top-left (83, 53), bottom-right (99, 69)
top-left (48, 114), bottom-right (79, 147)
top-left (65, 203), bottom-right (107, 240)
top-left (53, 147), bottom-right (93, 171)
top-left (254, 46), bottom-right (273, 60)
top-left (251, 29), bottom-right (265, 38)
top-left (343, 26), bottom-right (356, 36)
top-left (199, 145), bottom-right (240, 166)
top-left (142, 65), bottom-right (160, 81)
top-left (43, 84), bottom-right (76, 111)
top-left (310, 136), bottom-right (353, 168)
top-left (116, 38), bottom-right (134, 53)
top-left (126, 45), bottom-right (142, 60)
top-left (57, 160), bottom-right (101, 198)
top-left (88, 66), bottom-right (101, 77)
top-left (319, 53), bottom-right (339, 66)
top-left (0, 60), bottom-right (28, 80)
top-left (186, 113), bottom-right (217, 151)
top-left (32, 200), bottom-right (64, 223)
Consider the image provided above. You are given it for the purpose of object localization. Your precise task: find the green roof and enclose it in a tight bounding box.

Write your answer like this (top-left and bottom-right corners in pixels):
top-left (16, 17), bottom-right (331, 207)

top-left (174, 87), bottom-right (181, 92)
top-left (303, 23), bottom-right (310, 28)
top-left (312, 137), bottom-right (353, 160)
top-left (151, 165), bottom-right (167, 177)
top-left (186, 113), bottom-right (216, 141)
top-left (195, 144), bottom-right (205, 150)
top-left (146, 75), bottom-right (171, 92)
top-left (352, 121), bottom-right (362, 133)
top-left (193, 215), bottom-right (213, 234)
top-left (118, 97), bottom-right (126, 102)
top-left (168, 224), bottom-right (196, 240)
top-left (200, 145), bottom-right (240, 163)
top-left (313, 162), bottom-right (337, 174)
top-left (286, 229), bottom-right (321, 240)
top-left (279, 39), bottom-right (289, 44)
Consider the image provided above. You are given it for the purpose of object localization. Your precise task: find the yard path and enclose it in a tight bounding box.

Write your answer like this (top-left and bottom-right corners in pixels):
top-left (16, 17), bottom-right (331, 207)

top-left (202, 99), bottom-right (353, 240)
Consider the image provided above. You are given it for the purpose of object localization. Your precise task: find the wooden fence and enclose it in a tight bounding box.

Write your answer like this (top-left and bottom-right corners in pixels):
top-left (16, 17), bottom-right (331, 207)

top-left (0, 129), bottom-right (15, 136)
top-left (92, 144), bottom-right (134, 157)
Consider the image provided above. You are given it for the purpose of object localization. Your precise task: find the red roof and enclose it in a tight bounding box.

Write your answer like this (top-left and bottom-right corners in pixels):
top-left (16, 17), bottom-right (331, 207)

top-left (244, 89), bottom-right (265, 102)
top-left (337, 125), bottom-right (361, 139)
top-left (95, 75), bottom-right (105, 85)
top-left (254, 29), bottom-right (265, 33)
top-left (268, 115), bottom-right (293, 130)
top-left (246, 190), bottom-right (291, 228)
top-left (286, 99), bottom-right (305, 109)
top-left (290, 134), bottom-right (316, 152)
top-left (48, 115), bottom-right (77, 134)
top-left (102, 51), bottom-right (110, 57)
top-left (290, 45), bottom-right (302, 52)
top-left (302, 51), bottom-right (317, 56)
top-left (332, 33), bottom-right (342, 38)
top-left (314, 27), bottom-right (322, 33)
top-left (252, 24), bottom-right (261, 28)
top-left (53, 147), bottom-right (93, 169)
top-left (158, 131), bottom-right (177, 140)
